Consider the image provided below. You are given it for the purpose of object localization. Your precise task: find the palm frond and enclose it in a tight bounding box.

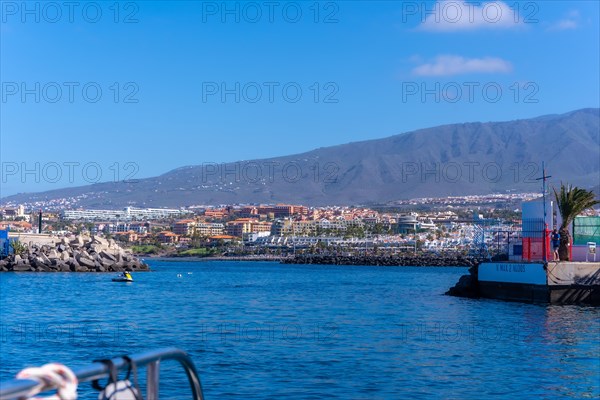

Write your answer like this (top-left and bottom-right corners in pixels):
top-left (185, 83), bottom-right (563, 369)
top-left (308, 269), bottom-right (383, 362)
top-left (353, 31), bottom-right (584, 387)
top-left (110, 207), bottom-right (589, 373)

top-left (553, 183), bottom-right (600, 230)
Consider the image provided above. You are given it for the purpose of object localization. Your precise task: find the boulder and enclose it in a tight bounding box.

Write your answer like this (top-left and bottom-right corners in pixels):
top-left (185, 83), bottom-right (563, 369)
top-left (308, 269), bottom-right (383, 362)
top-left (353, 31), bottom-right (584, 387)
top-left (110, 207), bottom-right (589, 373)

top-left (110, 262), bottom-right (125, 272)
top-left (90, 244), bottom-right (105, 253)
top-left (40, 253), bottom-right (51, 265)
top-left (13, 264), bottom-right (31, 272)
top-left (80, 250), bottom-right (91, 259)
top-left (77, 257), bottom-right (95, 268)
top-left (70, 236), bottom-right (84, 248)
top-left (100, 250), bottom-right (117, 262)
top-left (92, 235), bottom-right (109, 247)
top-left (446, 265), bottom-right (480, 298)
top-left (32, 256), bottom-right (46, 267)
top-left (101, 259), bottom-right (114, 268)
top-left (57, 262), bottom-right (70, 272)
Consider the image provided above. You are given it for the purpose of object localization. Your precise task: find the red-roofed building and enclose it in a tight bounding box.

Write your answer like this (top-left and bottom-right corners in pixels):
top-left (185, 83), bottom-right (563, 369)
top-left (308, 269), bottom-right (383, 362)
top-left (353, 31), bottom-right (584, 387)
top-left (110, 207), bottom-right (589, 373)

top-left (157, 231), bottom-right (179, 244)
top-left (173, 219), bottom-right (196, 236)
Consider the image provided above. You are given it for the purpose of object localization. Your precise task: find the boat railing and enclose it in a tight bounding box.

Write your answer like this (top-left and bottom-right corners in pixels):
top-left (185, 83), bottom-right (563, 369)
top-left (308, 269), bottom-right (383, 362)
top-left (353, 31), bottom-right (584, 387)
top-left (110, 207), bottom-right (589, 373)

top-left (0, 347), bottom-right (204, 400)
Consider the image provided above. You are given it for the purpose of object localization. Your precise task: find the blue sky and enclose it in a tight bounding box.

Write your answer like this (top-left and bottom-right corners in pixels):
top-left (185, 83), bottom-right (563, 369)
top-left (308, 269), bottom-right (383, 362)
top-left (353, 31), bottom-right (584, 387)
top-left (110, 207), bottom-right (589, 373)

top-left (1, 0), bottom-right (599, 196)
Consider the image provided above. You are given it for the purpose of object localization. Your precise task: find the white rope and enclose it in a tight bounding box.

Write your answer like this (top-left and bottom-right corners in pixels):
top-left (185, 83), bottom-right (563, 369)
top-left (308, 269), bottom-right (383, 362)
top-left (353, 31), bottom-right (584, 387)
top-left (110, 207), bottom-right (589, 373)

top-left (16, 363), bottom-right (78, 400)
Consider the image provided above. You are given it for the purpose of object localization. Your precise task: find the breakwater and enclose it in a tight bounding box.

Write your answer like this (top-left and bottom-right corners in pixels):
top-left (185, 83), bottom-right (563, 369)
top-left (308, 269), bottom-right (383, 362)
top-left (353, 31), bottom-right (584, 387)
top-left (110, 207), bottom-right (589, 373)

top-left (0, 235), bottom-right (149, 272)
top-left (162, 255), bottom-right (284, 262)
top-left (282, 253), bottom-right (483, 267)
top-left (446, 265), bottom-right (479, 298)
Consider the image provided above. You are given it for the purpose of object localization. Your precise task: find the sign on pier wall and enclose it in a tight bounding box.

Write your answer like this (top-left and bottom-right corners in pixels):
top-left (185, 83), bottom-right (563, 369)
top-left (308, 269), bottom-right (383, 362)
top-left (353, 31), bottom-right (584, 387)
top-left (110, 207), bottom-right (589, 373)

top-left (479, 263), bottom-right (547, 285)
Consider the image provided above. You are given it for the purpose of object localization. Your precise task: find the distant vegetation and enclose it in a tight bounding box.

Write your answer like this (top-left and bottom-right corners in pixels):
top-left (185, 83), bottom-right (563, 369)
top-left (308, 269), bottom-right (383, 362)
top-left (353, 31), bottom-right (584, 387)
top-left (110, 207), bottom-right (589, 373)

top-left (130, 244), bottom-right (220, 257)
top-left (131, 245), bottom-right (162, 255)
top-left (176, 248), bottom-right (218, 257)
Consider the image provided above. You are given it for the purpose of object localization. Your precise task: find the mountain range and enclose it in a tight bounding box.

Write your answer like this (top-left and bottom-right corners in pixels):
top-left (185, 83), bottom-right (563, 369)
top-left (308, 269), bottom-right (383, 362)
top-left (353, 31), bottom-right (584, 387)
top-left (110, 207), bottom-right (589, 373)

top-left (3, 108), bottom-right (599, 208)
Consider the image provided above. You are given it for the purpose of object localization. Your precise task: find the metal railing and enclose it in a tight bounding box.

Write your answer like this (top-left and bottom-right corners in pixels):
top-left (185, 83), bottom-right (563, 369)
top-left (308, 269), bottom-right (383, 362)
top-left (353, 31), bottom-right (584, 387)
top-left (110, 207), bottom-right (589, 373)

top-left (0, 347), bottom-right (204, 400)
top-left (477, 226), bottom-right (553, 261)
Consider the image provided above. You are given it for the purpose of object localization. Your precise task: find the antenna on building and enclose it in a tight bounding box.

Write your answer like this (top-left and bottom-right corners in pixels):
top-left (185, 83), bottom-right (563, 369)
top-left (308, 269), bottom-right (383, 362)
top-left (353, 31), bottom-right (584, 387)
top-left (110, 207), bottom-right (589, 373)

top-left (535, 162), bottom-right (552, 262)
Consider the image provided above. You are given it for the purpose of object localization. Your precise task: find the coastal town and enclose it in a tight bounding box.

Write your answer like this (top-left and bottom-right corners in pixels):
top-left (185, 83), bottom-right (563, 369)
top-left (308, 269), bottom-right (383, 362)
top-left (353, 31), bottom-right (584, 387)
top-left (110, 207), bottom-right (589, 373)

top-left (1, 192), bottom-right (598, 260)
top-left (1, 0), bottom-right (599, 397)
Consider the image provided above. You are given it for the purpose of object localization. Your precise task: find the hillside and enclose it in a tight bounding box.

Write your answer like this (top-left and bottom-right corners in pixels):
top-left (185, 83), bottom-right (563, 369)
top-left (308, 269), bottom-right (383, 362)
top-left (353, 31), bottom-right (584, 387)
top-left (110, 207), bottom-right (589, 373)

top-left (3, 108), bottom-right (598, 207)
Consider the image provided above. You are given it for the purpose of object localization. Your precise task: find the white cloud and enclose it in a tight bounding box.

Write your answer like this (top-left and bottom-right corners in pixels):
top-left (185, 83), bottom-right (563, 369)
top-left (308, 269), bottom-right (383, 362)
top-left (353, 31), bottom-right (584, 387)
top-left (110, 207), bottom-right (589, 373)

top-left (554, 20), bottom-right (578, 30)
top-left (417, 1), bottom-right (523, 32)
top-left (548, 10), bottom-right (580, 31)
top-left (412, 55), bottom-right (513, 76)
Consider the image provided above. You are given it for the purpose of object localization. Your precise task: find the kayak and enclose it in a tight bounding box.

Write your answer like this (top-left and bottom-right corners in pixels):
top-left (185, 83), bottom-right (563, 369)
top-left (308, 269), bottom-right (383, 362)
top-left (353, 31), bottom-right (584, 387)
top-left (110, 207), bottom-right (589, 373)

top-left (112, 277), bottom-right (133, 282)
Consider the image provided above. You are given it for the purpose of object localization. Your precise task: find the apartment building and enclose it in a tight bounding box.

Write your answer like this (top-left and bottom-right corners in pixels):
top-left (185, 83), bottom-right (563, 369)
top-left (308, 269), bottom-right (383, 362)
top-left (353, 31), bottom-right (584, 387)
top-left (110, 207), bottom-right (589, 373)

top-left (226, 218), bottom-right (272, 238)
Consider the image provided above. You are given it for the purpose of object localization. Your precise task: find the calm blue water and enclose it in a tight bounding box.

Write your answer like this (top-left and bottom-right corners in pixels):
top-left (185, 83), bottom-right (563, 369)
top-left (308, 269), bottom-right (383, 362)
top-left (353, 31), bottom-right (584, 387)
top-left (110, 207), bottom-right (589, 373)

top-left (1, 261), bottom-right (599, 399)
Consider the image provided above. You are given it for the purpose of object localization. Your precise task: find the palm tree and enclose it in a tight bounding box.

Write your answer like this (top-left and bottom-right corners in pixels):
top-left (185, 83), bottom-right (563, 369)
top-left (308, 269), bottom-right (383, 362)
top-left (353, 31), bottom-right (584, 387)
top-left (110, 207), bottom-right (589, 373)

top-left (10, 240), bottom-right (27, 256)
top-left (553, 183), bottom-right (600, 261)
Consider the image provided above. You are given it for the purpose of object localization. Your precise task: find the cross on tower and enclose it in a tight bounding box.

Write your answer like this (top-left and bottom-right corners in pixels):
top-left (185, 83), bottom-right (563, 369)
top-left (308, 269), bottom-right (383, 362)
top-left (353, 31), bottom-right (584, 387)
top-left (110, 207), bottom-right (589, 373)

top-left (535, 162), bottom-right (552, 262)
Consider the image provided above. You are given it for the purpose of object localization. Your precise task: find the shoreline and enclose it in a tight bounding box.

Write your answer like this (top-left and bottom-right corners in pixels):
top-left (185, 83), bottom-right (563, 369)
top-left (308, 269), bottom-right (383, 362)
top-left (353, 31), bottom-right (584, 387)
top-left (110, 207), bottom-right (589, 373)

top-left (282, 254), bottom-right (482, 267)
top-left (145, 255), bottom-right (285, 262)
top-left (141, 253), bottom-right (485, 267)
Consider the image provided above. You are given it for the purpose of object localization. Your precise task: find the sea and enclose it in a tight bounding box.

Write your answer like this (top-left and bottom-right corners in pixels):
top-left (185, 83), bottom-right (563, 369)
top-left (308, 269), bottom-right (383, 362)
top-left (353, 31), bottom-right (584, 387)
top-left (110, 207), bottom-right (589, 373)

top-left (1, 260), bottom-right (599, 399)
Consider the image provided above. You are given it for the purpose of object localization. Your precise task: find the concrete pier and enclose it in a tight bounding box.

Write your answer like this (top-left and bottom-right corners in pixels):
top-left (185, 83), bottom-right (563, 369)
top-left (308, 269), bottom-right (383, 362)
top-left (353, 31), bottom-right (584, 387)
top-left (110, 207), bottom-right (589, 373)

top-left (546, 262), bottom-right (600, 304)
top-left (477, 261), bottom-right (600, 305)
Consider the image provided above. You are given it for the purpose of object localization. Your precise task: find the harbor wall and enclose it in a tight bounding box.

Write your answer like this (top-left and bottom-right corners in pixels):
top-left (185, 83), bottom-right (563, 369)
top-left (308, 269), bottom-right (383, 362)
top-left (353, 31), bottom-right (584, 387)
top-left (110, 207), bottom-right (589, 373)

top-left (8, 233), bottom-right (58, 246)
top-left (449, 262), bottom-right (600, 305)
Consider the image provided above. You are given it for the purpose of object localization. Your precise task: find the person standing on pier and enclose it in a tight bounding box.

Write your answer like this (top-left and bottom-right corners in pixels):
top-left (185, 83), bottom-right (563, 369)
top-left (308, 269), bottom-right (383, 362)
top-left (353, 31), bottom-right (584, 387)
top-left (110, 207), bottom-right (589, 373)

top-left (551, 229), bottom-right (561, 261)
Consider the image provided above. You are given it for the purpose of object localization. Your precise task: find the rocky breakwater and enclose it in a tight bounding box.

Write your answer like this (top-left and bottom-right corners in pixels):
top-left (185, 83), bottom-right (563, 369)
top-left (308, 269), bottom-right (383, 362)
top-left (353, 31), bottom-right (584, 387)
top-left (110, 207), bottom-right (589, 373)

top-left (445, 264), bottom-right (479, 298)
top-left (282, 253), bottom-right (482, 267)
top-left (0, 235), bottom-right (149, 273)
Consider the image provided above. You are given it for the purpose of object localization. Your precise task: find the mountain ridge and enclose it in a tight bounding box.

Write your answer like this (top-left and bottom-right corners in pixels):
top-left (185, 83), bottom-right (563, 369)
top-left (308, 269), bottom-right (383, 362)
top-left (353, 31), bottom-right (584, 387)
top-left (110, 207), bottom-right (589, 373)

top-left (3, 108), bottom-right (599, 208)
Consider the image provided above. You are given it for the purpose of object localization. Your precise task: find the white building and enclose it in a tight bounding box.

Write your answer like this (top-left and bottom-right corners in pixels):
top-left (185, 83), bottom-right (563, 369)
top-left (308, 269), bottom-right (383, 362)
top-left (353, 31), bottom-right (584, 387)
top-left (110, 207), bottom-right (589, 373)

top-left (62, 207), bottom-right (188, 221)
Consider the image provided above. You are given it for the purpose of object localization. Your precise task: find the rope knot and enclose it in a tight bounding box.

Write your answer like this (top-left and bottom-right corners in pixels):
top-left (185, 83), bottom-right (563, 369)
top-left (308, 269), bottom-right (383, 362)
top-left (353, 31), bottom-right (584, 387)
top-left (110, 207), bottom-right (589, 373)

top-left (16, 363), bottom-right (78, 400)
